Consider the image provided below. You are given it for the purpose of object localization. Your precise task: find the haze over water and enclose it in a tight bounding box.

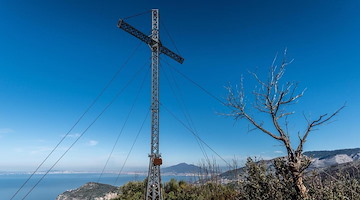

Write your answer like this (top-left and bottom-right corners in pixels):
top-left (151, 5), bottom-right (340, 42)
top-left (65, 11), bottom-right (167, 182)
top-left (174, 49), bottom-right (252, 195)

top-left (0, 173), bottom-right (192, 200)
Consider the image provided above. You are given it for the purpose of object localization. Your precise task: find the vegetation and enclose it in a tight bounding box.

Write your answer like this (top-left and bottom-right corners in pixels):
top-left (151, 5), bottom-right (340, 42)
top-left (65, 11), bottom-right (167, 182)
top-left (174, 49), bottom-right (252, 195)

top-left (112, 158), bottom-right (360, 200)
top-left (112, 180), bottom-right (145, 200)
top-left (113, 178), bottom-right (238, 200)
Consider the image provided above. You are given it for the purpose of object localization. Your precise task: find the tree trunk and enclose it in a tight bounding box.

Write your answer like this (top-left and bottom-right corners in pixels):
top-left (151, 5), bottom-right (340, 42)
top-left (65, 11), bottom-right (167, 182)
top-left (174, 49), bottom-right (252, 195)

top-left (289, 161), bottom-right (309, 199)
top-left (294, 175), bottom-right (308, 199)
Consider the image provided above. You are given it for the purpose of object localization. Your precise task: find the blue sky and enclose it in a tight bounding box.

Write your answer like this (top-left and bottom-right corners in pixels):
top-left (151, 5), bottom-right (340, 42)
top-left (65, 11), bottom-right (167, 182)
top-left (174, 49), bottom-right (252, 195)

top-left (0, 0), bottom-right (359, 172)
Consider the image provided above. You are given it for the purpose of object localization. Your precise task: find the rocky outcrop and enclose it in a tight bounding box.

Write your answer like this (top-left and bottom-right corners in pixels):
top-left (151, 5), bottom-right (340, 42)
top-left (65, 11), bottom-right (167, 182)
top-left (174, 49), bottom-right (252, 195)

top-left (307, 148), bottom-right (360, 168)
top-left (56, 182), bottom-right (118, 200)
top-left (311, 154), bottom-right (354, 168)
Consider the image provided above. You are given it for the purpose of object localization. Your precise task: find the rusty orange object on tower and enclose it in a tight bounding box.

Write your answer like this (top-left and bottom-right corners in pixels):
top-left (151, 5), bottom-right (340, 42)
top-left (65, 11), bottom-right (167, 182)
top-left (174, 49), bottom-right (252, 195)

top-left (153, 157), bottom-right (162, 166)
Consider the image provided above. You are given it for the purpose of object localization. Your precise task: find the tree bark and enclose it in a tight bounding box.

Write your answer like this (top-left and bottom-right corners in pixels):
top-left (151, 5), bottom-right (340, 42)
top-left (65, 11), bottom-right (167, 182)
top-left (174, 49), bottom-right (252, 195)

top-left (289, 160), bottom-right (309, 199)
top-left (294, 175), bottom-right (308, 199)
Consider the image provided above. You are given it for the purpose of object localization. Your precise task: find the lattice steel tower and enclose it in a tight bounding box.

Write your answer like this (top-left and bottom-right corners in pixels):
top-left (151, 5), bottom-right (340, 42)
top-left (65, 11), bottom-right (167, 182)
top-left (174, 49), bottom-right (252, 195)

top-left (118, 9), bottom-right (184, 200)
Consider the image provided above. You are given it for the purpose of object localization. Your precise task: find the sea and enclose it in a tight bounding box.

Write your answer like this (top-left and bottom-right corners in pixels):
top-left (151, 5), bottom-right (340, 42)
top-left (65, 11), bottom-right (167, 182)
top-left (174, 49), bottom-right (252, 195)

top-left (0, 173), bottom-right (194, 200)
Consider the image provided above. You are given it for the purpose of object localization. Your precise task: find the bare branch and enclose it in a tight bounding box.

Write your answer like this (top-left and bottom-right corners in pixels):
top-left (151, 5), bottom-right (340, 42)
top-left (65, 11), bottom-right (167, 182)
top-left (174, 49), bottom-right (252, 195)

top-left (242, 112), bottom-right (283, 140)
top-left (280, 88), bottom-right (306, 105)
top-left (285, 115), bottom-right (290, 135)
top-left (225, 83), bottom-right (283, 140)
top-left (313, 105), bottom-right (344, 126)
top-left (276, 111), bottom-right (295, 120)
top-left (247, 123), bottom-right (262, 133)
top-left (296, 105), bottom-right (345, 154)
top-left (249, 71), bottom-right (268, 88)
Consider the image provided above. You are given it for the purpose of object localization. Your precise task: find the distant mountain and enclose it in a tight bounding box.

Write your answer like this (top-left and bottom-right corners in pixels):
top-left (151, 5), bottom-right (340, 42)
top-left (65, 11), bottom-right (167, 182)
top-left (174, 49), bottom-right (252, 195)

top-left (304, 148), bottom-right (360, 159)
top-left (220, 147), bottom-right (360, 180)
top-left (56, 182), bottom-right (118, 200)
top-left (304, 148), bottom-right (360, 168)
top-left (162, 163), bottom-right (201, 174)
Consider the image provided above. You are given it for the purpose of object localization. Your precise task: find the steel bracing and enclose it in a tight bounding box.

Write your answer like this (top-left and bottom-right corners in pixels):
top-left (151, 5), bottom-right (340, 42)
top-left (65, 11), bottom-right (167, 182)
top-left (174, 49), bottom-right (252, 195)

top-left (146, 9), bottom-right (161, 200)
top-left (117, 9), bottom-right (184, 200)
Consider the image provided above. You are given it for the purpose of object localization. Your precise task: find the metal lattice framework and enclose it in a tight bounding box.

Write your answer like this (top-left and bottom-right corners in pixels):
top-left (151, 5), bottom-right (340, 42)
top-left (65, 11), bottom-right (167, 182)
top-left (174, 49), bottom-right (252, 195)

top-left (118, 9), bottom-right (184, 200)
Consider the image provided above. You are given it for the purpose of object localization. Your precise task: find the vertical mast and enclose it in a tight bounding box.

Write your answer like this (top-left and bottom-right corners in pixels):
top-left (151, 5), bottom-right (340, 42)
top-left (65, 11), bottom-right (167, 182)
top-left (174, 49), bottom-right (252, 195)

top-left (146, 9), bottom-right (163, 200)
top-left (118, 8), bottom-right (184, 200)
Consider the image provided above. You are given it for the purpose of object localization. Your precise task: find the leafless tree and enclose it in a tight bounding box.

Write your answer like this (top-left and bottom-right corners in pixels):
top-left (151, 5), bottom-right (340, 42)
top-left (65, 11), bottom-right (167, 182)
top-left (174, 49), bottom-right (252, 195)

top-left (197, 157), bottom-right (221, 185)
top-left (224, 52), bottom-right (344, 199)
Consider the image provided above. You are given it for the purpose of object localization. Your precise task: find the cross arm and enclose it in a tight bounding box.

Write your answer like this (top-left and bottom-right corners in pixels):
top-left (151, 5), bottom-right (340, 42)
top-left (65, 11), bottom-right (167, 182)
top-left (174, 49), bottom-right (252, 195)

top-left (160, 46), bottom-right (184, 64)
top-left (118, 19), bottom-right (184, 64)
top-left (117, 19), bottom-right (155, 46)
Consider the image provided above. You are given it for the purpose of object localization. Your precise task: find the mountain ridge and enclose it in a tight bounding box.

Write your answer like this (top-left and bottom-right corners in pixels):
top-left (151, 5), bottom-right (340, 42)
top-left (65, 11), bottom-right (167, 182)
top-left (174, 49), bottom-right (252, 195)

top-left (162, 162), bottom-right (200, 174)
top-left (304, 148), bottom-right (360, 159)
top-left (220, 147), bottom-right (360, 180)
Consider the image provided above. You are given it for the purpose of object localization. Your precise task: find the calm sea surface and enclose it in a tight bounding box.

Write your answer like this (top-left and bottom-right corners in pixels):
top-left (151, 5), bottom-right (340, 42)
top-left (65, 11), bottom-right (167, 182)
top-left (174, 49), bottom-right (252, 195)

top-left (0, 173), bottom-right (193, 200)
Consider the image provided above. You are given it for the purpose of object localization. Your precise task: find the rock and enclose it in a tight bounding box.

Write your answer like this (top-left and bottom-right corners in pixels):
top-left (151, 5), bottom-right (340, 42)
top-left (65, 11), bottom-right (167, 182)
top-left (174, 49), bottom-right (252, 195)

top-left (311, 154), bottom-right (354, 168)
top-left (56, 182), bottom-right (118, 200)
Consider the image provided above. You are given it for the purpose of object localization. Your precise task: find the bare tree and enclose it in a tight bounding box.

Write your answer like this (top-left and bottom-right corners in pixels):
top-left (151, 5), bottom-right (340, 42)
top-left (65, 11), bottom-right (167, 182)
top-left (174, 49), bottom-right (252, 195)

top-left (224, 52), bottom-right (344, 199)
top-left (197, 157), bottom-right (222, 185)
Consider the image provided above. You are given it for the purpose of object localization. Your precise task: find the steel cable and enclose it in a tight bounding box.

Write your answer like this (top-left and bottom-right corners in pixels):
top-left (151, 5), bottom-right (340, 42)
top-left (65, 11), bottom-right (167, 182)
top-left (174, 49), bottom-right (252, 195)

top-left (97, 62), bottom-right (150, 183)
top-left (123, 10), bottom-right (151, 20)
top-left (160, 21), bottom-right (182, 56)
top-left (114, 109), bottom-right (150, 185)
top-left (160, 102), bottom-right (231, 168)
top-left (161, 58), bottom-right (226, 106)
top-left (19, 56), bottom-right (147, 200)
top-left (160, 63), bottom-right (211, 164)
top-left (9, 41), bottom-right (144, 200)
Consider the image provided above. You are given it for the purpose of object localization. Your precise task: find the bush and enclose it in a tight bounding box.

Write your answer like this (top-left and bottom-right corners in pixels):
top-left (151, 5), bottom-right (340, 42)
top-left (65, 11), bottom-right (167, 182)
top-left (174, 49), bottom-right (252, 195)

top-left (113, 159), bottom-right (360, 200)
top-left (112, 180), bottom-right (145, 200)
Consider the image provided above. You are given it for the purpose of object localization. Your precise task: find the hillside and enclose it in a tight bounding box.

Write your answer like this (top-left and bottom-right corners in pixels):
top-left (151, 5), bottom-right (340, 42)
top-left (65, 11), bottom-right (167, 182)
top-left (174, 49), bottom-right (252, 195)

top-left (56, 182), bottom-right (118, 200)
top-left (220, 147), bottom-right (360, 180)
top-left (318, 160), bottom-right (360, 180)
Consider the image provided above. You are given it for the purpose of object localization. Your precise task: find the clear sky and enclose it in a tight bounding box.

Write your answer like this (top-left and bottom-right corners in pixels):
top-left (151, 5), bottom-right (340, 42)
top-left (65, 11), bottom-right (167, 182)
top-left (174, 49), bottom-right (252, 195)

top-left (0, 0), bottom-right (359, 172)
